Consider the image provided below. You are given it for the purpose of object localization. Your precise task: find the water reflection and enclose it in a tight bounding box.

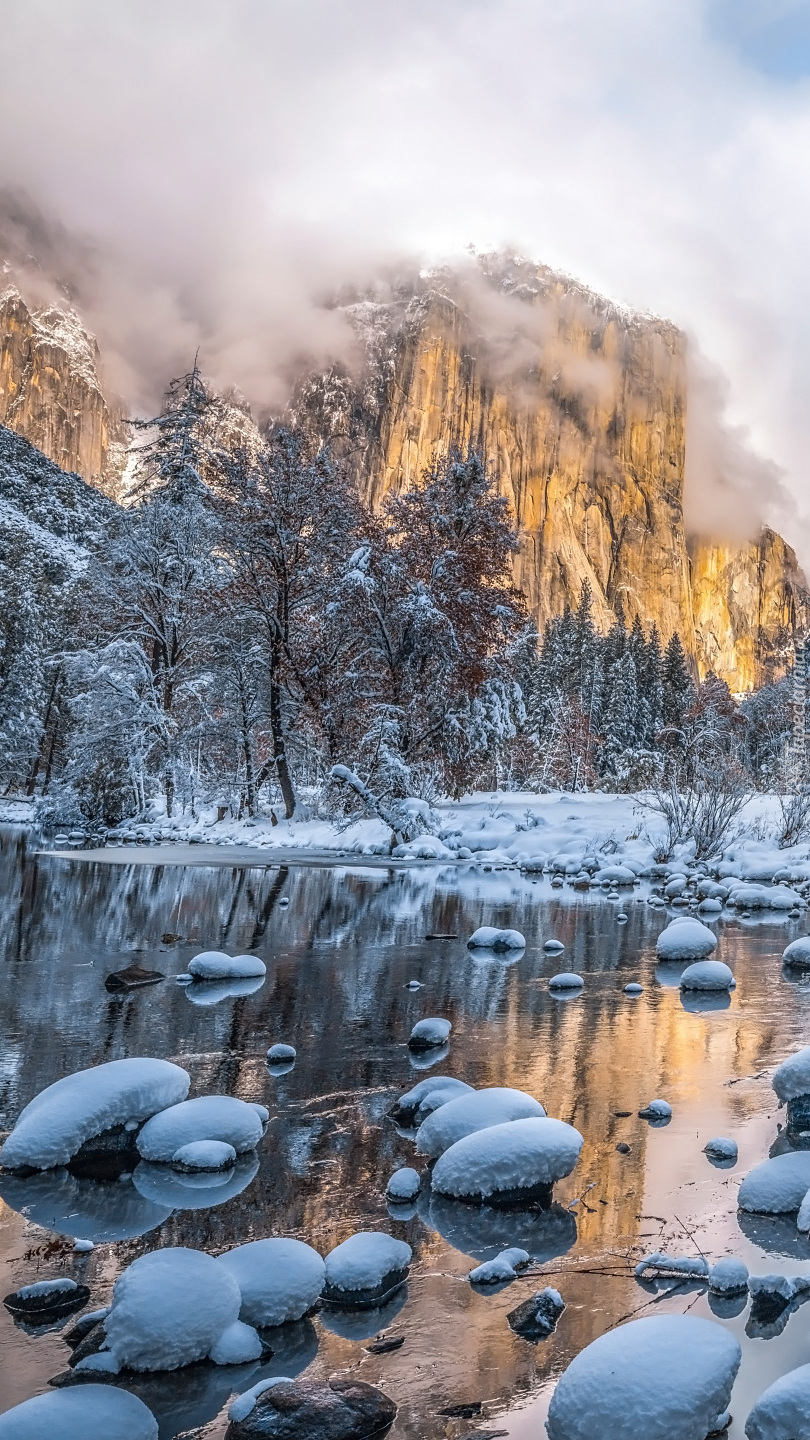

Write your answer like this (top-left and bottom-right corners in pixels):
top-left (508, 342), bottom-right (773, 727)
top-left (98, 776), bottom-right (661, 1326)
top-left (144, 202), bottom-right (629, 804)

top-left (2, 827), bottom-right (810, 1438)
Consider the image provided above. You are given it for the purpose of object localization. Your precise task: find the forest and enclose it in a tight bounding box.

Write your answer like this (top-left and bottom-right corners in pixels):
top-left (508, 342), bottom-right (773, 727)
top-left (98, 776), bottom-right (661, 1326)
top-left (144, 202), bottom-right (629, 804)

top-left (0, 366), bottom-right (794, 834)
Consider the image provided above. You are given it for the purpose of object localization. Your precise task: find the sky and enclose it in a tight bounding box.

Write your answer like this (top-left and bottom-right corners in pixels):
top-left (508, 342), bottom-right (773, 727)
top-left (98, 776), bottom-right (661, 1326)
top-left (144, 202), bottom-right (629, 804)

top-left (0, 0), bottom-right (809, 551)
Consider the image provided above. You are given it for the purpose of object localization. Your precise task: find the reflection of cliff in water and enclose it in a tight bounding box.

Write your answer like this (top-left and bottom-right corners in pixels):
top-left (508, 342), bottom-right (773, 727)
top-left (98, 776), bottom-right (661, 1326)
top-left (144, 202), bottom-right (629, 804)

top-left (1, 827), bottom-right (808, 1436)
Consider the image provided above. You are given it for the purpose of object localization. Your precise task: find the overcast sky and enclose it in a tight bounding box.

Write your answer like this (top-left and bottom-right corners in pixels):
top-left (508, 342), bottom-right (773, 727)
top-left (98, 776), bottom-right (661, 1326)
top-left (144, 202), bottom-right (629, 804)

top-left (0, 0), bottom-right (809, 547)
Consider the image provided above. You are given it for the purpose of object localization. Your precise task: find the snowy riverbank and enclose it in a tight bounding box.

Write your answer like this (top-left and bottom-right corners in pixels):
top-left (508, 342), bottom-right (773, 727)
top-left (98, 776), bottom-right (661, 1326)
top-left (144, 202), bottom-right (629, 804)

top-left (30, 789), bottom-right (810, 880)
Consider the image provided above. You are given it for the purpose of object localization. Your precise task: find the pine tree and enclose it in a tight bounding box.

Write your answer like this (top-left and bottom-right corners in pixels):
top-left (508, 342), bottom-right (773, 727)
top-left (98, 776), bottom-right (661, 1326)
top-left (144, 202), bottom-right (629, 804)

top-left (661, 632), bottom-right (694, 731)
top-left (600, 651), bottom-right (638, 778)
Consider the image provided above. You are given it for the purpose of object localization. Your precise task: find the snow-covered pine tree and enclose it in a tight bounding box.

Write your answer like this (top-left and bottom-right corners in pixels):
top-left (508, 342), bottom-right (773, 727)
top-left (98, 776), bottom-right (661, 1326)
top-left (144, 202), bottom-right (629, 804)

top-left (661, 631), bottom-right (694, 732)
top-left (600, 650), bottom-right (639, 780)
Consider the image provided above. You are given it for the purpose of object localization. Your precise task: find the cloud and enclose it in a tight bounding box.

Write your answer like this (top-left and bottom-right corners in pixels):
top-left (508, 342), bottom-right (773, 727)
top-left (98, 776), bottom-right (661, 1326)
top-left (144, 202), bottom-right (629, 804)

top-left (0, 1), bottom-right (809, 557)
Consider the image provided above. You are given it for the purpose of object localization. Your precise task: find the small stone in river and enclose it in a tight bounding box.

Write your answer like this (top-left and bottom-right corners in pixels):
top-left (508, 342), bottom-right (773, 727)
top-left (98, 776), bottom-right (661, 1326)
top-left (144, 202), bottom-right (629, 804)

top-left (549, 972), bottom-right (584, 990)
top-left (385, 1167), bottom-right (420, 1203)
top-left (365, 1335), bottom-right (405, 1354)
top-left (639, 1099), bottom-right (672, 1121)
top-left (708, 1258), bottom-right (748, 1294)
top-left (544, 939), bottom-right (565, 953)
top-left (105, 963), bottom-right (165, 992)
top-left (617, 913), bottom-right (628, 923)
top-left (405, 980), bottom-right (423, 990)
top-left (507, 1287), bottom-right (565, 1342)
top-left (624, 982), bottom-right (643, 995)
top-left (73, 1239), bottom-right (94, 1253)
top-left (408, 1017), bottom-right (452, 1051)
top-left (267, 1043), bottom-right (296, 1065)
top-left (703, 1137), bottom-right (737, 1163)
top-left (616, 1142), bottom-right (631, 1154)
top-left (4, 1277), bottom-right (90, 1321)
top-left (225, 1377), bottom-right (397, 1439)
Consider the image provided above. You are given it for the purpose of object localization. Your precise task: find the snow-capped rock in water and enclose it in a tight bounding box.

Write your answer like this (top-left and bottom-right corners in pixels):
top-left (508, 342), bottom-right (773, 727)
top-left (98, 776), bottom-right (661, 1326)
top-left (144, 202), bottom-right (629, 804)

top-left (545, 1314), bottom-right (741, 1440)
top-left (783, 936), bottom-right (810, 968)
top-left (408, 1017), bottom-right (452, 1051)
top-left (0, 1385), bottom-right (158, 1439)
top-left (415, 1087), bottom-right (546, 1158)
top-left (772, 1047), bottom-right (810, 1103)
top-left (0, 1058), bottom-right (190, 1172)
top-left (390, 1075), bottom-right (474, 1126)
top-left (738, 1152), bottom-right (810, 1213)
top-left (208, 1319), bottom-right (265, 1365)
top-left (507, 1286), bottom-right (564, 1341)
top-left (638, 1099), bottom-right (672, 1121)
top-left (655, 919), bottom-right (718, 962)
top-left (94, 1247), bottom-right (248, 1371)
top-left (745, 1363), bottom-right (810, 1440)
top-left (187, 951), bottom-right (266, 980)
top-left (709, 1258), bottom-right (749, 1294)
top-left (469, 1247), bottom-right (530, 1285)
top-left (704, 1137), bottom-right (738, 1163)
top-left (136, 1096), bottom-right (266, 1162)
top-left (171, 1139), bottom-right (237, 1172)
top-left (323, 1232), bottom-right (412, 1309)
top-left (431, 1116), bottom-right (583, 1205)
top-left (266, 1044), bottom-right (296, 1064)
top-left (549, 972), bottom-right (584, 990)
top-left (229, 1379), bottom-right (292, 1424)
top-left (3, 1276), bottom-right (90, 1320)
top-left (727, 883), bottom-right (804, 911)
top-left (224, 1377), bottom-right (396, 1440)
top-left (624, 982), bottom-right (643, 995)
top-left (385, 1167), bottom-right (421, 1202)
top-left (218, 1238), bottom-right (325, 1327)
top-left (543, 939), bottom-right (565, 953)
top-left (680, 960), bottom-right (735, 991)
top-left (594, 865), bottom-right (636, 885)
top-left (467, 926), bottom-right (526, 951)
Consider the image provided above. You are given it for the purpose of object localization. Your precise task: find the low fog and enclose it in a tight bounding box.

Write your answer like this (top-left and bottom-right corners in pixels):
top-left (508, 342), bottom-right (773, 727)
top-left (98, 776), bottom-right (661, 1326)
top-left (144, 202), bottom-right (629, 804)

top-left (0, 0), bottom-right (808, 553)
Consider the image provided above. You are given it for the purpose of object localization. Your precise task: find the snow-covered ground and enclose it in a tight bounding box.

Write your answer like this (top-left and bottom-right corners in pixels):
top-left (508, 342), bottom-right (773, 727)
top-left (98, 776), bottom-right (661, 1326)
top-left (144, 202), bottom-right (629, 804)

top-left (28, 788), bottom-right (807, 870)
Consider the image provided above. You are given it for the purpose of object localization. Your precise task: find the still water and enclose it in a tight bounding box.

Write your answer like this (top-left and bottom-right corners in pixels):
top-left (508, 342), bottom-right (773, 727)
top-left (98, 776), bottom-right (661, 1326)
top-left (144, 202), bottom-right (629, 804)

top-left (1, 826), bottom-right (809, 1438)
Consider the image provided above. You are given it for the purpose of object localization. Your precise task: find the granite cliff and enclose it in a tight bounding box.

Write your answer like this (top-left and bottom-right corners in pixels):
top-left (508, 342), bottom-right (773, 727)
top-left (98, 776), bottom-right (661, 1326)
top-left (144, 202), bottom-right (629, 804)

top-left (292, 256), bottom-right (808, 691)
top-left (0, 286), bottom-right (127, 498)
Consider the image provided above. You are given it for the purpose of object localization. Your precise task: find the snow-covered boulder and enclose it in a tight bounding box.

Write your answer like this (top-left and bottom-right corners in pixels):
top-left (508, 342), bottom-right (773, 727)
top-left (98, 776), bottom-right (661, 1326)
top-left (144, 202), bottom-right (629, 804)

top-left (431, 1116), bottom-right (583, 1205)
top-left (467, 926), bottom-right (526, 951)
top-left (101, 1247), bottom-right (247, 1371)
top-left (773, 1047), bottom-right (810, 1102)
top-left (665, 876), bottom-right (688, 898)
top-left (549, 972), bottom-right (584, 990)
top-left (728, 884), bottom-right (803, 912)
top-left (738, 1152), bottom-right (810, 1213)
top-left (408, 1017), bottom-right (452, 1051)
top-left (415, 1087), bottom-right (546, 1159)
top-left (0, 1058), bottom-right (190, 1172)
top-left (188, 951), bottom-right (266, 980)
top-left (697, 898), bottom-right (723, 916)
top-left (218, 1238), bottom-right (325, 1327)
top-left (704, 1137), bottom-right (738, 1163)
top-left (224, 1377), bottom-right (397, 1440)
top-left (746, 1364), bottom-right (810, 1440)
top-left (709, 1258), bottom-right (749, 1294)
top-left (546, 1314), bottom-right (741, 1440)
top-left (655, 919), bottom-right (717, 962)
top-left (469, 1247), bottom-right (530, 1285)
top-left (385, 1167), bottom-right (420, 1202)
top-left (390, 1075), bottom-right (473, 1126)
top-left (4, 1276), bottom-right (90, 1320)
top-left (0, 1386), bottom-right (158, 1440)
top-left (679, 960), bottom-right (735, 992)
top-left (323, 1232), bottom-right (412, 1308)
top-left (543, 939), bottom-right (565, 953)
top-left (624, 982), bottom-right (643, 995)
top-left (782, 937), bottom-right (810, 969)
top-left (136, 1096), bottom-right (266, 1162)
top-left (594, 865), bottom-right (636, 885)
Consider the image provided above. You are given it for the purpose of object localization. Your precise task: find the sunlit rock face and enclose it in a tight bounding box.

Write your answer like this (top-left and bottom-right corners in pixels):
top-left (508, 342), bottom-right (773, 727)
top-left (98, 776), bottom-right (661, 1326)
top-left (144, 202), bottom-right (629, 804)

top-left (294, 257), bottom-right (809, 691)
top-left (689, 530), bottom-right (809, 692)
top-left (0, 288), bottom-right (127, 498)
